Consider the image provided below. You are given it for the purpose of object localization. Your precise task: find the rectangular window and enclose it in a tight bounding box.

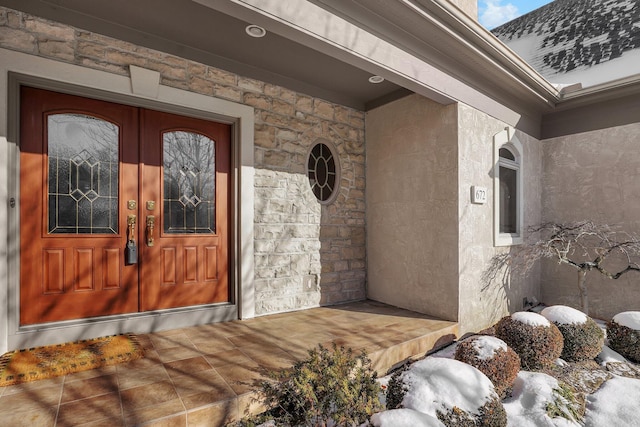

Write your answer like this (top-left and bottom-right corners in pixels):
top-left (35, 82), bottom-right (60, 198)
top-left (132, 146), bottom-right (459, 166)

top-left (493, 127), bottom-right (523, 246)
top-left (499, 166), bottom-right (517, 234)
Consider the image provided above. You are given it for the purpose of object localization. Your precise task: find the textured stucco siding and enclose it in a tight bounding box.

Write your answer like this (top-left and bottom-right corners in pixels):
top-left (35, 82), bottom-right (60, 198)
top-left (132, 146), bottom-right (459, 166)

top-left (542, 122), bottom-right (640, 320)
top-left (457, 104), bottom-right (543, 335)
top-left (366, 94), bottom-right (459, 322)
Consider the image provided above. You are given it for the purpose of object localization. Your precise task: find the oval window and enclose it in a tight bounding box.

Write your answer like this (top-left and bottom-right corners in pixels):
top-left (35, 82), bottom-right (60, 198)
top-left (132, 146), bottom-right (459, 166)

top-left (307, 141), bottom-right (339, 204)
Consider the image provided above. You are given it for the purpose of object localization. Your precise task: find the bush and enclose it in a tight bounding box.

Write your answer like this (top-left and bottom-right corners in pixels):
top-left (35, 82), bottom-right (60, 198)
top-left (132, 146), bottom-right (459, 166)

top-left (607, 314), bottom-right (640, 363)
top-left (454, 335), bottom-right (521, 398)
top-left (252, 343), bottom-right (383, 426)
top-left (386, 358), bottom-right (506, 427)
top-left (385, 363), bottom-right (410, 410)
top-left (495, 312), bottom-right (564, 370)
top-left (437, 399), bottom-right (507, 427)
top-left (546, 381), bottom-right (585, 423)
top-left (541, 305), bottom-right (604, 362)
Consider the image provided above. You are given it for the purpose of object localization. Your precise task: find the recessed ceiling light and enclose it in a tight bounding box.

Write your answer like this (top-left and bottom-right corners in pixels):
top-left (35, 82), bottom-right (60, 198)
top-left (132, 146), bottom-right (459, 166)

top-left (368, 75), bottom-right (385, 84)
top-left (245, 24), bottom-right (267, 38)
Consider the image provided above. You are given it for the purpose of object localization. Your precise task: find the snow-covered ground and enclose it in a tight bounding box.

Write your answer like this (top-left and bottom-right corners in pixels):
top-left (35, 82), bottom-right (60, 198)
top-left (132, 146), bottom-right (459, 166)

top-left (373, 330), bottom-right (640, 426)
top-left (372, 306), bottom-right (640, 427)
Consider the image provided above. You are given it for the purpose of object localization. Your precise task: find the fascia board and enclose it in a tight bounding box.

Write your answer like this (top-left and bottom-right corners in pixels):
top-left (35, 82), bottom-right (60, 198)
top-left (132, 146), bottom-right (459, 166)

top-left (196, 0), bottom-right (536, 129)
top-left (413, 0), bottom-right (559, 98)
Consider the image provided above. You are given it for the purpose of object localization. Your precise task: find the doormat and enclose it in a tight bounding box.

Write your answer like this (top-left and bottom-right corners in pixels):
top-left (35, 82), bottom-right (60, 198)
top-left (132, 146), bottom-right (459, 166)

top-left (0, 333), bottom-right (144, 387)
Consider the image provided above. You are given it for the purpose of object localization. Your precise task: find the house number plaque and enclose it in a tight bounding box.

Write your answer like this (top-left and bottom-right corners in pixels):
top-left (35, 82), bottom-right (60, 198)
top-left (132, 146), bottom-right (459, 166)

top-left (471, 186), bottom-right (487, 204)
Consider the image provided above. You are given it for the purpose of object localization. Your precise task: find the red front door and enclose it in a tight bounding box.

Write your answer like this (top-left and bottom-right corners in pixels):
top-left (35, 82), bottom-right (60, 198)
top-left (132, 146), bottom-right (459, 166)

top-left (19, 87), bottom-right (231, 325)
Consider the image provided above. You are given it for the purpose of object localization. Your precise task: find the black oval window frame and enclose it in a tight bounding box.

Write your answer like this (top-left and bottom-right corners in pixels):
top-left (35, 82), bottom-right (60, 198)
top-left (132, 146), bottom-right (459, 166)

top-left (307, 140), bottom-right (340, 204)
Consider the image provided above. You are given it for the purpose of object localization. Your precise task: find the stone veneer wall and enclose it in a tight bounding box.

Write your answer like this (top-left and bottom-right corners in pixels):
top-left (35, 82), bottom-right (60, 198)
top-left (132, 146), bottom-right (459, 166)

top-left (0, 7), bottom-right (366, 316)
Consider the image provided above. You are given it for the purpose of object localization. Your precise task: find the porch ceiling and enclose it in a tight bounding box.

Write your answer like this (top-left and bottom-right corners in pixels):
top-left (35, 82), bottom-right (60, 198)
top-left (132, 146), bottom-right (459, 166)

top-left (3, 0), bottom-right (638, 137)
top-left (0, 0), bottom-right (407, 110)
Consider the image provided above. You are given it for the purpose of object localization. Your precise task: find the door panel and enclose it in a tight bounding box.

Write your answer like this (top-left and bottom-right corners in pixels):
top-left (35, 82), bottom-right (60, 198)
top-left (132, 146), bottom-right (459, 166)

top-left (20, 87), bottom-right (139, 325)
top-left (140, 109), bottom-right (230, 311)
top-left (19, 87), bottom-right (231, 325)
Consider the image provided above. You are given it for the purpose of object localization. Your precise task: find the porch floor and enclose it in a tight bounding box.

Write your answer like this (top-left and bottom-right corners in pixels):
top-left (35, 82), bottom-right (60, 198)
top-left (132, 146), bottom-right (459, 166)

top-left (0, 300), bottom-right (458, 427)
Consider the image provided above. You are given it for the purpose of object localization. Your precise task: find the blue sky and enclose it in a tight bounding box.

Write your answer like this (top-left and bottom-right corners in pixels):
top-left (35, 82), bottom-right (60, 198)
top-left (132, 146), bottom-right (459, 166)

top-left (478, 0), bottom-right (554, 29)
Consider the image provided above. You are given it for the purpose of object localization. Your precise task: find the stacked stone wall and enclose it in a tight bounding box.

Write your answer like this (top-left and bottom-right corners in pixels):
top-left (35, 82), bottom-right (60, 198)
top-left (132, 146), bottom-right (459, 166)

top-left (0, 7), bottom-right (366, 315)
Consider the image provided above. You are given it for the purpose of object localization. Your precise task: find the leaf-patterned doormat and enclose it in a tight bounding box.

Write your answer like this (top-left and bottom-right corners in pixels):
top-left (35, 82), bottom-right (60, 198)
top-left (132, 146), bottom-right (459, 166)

top-left (0, 333), bottom-right (144, 386)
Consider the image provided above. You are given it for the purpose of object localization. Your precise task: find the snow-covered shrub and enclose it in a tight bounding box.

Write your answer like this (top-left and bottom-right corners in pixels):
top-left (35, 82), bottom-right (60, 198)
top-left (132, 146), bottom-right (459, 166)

top-left (254, 343), bottom-right (382, 426)
top-left (384, 357), bottom-right (507, 427)
top-left (371, 408), bottom-right (445, 427)
top-left (454, 335), bottom-right (521, 398)
top-left (607, 312), bottom-right (640, 363)
top-left (541, 305), bottom-right (604, 362)
top-left (503, 371), bottom-right (584, 425)
top-left (386, 363), bottom-right (409, 410)
top-left (494, 312), bottom-right (563, 370)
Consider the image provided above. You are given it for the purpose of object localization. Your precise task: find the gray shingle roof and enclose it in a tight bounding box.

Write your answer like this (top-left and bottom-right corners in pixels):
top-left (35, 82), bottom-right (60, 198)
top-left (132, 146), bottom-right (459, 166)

top-left (492, 0), bottom-right (640, 85)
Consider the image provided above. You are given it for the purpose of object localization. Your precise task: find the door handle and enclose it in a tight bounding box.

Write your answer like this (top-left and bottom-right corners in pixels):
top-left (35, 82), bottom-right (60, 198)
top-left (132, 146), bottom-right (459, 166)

top-left (126, 214), bottom-right (138, 265)
top-left (146, 215), bottom-right (155, 247)
top-left (127, 214), bottom-right (136, 242)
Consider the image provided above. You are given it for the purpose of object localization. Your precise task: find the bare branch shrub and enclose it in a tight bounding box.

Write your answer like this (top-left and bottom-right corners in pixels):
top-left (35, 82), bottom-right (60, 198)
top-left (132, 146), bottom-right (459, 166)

top-left (485, 221), bottom-right (640, 314)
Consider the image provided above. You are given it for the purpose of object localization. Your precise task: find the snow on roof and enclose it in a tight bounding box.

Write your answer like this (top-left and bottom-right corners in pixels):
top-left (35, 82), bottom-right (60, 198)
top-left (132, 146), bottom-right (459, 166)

top-left (613, 311), bottom-right (640, 330)
top-left (471, 336), bottom-right (508, 360)
top-left (401, 358), bottom-right (497, 417)
top-left (512, 311), bottom-right (551, 327)
top-left (541, 305), bottom-right (588, 325)
top-left (491, 0), bottom-right (640, 87)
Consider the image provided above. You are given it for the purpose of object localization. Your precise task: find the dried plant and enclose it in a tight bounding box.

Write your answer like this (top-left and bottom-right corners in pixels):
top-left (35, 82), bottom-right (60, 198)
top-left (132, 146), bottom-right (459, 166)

top-left (484, 221), bottom-right (640, 314)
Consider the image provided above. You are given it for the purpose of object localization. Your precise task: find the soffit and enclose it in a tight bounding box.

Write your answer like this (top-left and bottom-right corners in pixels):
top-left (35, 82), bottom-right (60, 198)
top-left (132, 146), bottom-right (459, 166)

top-left (308, 0), bottom-right (560, 112)
top-left (0, 0), bottom-right (403, 110)
top-left (2, 0), bottom-right (637, 137)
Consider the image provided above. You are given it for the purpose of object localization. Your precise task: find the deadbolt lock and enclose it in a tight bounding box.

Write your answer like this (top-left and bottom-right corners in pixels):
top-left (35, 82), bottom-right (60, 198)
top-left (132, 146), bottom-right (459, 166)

top-left (127, 200), bottom-right (137, 210)
top-left (146, 200), bottom-right (156, 211)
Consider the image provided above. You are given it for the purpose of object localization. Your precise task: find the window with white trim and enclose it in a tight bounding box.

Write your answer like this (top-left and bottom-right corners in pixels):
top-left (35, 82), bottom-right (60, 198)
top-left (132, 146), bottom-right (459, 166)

top-left (493, 127), bottom-right (523, 246)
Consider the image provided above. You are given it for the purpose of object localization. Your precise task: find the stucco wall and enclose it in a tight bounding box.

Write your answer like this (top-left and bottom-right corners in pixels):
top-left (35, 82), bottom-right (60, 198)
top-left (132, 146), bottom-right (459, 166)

top-left (366, 94), bottom-right (459, 322)
top-left (542, 122), bottom-right (640, 320)
top-left (365, 96), bottom-right (543, 331)
top-left (0, 7), bottom-right (366, 318)
top-left (457, 104), bottom-right (542, 334)
top-left (447, 0), bottom-right (478, 20)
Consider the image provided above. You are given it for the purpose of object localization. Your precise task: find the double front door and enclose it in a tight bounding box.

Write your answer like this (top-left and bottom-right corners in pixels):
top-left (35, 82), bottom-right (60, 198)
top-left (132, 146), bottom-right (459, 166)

top-left (19, 87), bottom-right (231, 325)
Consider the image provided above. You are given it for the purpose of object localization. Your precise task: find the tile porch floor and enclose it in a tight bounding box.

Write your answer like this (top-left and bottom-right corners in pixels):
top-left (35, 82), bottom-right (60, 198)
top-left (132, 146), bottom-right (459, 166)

top-left (0, 300), bottom-right (458, 427)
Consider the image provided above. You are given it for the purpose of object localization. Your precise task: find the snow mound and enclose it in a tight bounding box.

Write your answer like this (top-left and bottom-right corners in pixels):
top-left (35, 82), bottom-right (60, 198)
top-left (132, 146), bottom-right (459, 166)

top-left (541, 305), bottom-right (588, 325)
top-left (512, 311), bottom-right (551, 327)
top-left (402, 358), bottom-right (497, 417)
top-left (585, 376), bottom-right (640, 427)
top-left (503, 371), bottom-right (580, 427)
top-left (597, 345), bottom-right (628, 365)
top-left (371, 408), bottom-right (445, 427)
top-left (472, 335), bottom-right (508, 360)
top-left (613, 311), bottom-right (640, 330)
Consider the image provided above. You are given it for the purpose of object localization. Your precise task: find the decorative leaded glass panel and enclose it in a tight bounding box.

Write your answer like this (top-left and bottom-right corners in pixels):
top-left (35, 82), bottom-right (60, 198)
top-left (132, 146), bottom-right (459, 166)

top-left (163, 131), bottom-right (216, 234)
top-left (47, 114), bottom-right (119, 234)
top-left (307, 142), bottom-right (337, 203)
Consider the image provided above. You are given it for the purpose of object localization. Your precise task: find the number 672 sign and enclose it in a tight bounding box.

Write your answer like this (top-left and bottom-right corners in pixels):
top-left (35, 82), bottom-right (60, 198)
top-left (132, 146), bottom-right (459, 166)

top-left (471, 186), bottom-right (487, 204)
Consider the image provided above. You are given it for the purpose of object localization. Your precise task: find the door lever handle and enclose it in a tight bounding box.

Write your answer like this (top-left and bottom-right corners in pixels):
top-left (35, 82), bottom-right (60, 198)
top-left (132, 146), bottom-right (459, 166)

top-left (127, 215), bottom-right (136, 242)
top-left (146, 215), bottom-right (155, 247)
